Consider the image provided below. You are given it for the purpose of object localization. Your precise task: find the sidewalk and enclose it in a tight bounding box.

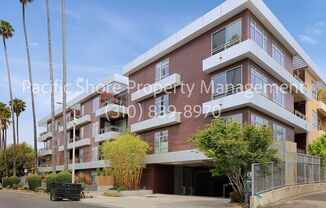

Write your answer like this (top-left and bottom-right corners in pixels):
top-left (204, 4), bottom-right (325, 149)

top-left (82, 194), bottom-right (234, 208)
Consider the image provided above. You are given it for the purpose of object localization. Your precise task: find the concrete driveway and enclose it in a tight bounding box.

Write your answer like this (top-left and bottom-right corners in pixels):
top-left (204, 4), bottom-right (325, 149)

top-left (270, 191), bottom-right (326, 208)
top-left (82, 194), bottom-right (233, 208)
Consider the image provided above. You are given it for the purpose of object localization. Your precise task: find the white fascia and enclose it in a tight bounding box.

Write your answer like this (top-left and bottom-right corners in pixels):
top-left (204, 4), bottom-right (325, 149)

top-left (58, 138), bottom-right (91, 151)
top-left (38, 131), bottom-right (53, 142)
top-left (203, 39), bottom-right (312, 100)
top-left (131, 73), bottom-right (181, 102)
top-left (130, 112), bottom-right (181, 133)
top-left (39, 149), bottom-right (53, 157)
top-left (145, 149), bottom-right (209, 164)
top-left (38, 73), bottom-right (128, 127)
top-left (95, 104), bottom-right (128, 118)
top-left (94, 131), bottom-right (121, 143)
top-left (202, 90), bottom-right (312, 133)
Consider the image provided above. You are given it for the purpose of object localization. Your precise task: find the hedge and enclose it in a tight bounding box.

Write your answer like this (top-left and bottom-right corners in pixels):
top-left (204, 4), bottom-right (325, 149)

top-left (45, 171), bottom-right (72, 192)
top-left (2, 176), bottom-right (20, 188)
top-left (45, 172), bottom-right (56, 192)
top-left (27, 174), bottom-right (42, 191)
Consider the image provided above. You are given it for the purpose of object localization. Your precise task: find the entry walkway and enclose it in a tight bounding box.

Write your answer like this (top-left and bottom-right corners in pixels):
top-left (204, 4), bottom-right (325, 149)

top-left (82, 194), bottom-right (234, 208)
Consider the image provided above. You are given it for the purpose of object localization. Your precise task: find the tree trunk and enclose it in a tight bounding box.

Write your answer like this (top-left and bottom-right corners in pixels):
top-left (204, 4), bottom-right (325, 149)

top-left (3, 37), bottom-right (17, 176)
top-left (16, 114), bottom-right (19, 144)
top-left (46, 0), bottom-right (57, 172)
top-left (4, 129), bottom-right (8, 176)
top-left (62, 0), bottom-right (68, 170)
top-left (22, 4), bottom-right (38, 173)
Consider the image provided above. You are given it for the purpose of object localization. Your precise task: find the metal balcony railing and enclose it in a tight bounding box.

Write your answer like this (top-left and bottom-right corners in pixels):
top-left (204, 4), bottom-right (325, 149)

top-left (294, 110), bottom-right (306, 121)
top-left (212, 36), bottom-right (242, 55)
top-left (99, 126), bottom-right (124, 134)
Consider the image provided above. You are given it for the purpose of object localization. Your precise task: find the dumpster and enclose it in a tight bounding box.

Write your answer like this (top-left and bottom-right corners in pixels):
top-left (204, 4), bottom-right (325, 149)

top-left (50, 183), bottom-right (81, 201)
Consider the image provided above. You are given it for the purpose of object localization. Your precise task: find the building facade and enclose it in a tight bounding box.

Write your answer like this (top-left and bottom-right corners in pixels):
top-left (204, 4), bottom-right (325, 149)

top-left (38, 0), bottom-right (325, 197)
top-left (38, 74), bottom-right (128, 185)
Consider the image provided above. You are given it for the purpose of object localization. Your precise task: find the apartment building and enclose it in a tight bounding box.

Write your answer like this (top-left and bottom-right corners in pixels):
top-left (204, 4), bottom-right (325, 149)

top-left (123, 0), bottom-right (325, 196)
top-left (38, 74), bottom-right (128, 183)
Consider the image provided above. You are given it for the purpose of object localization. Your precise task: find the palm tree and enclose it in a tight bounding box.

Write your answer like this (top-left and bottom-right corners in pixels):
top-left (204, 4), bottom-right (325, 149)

top-left (0, 103), bottom-right (11, 176)
top-left (0, 102), bottom-right (5, 150)
top-left (45, 0), bottom-right (56, 171)
top-left (20, 0), bottom-right (37, 173)
top-left (62, 0), bottom-right (68, 170)
top-left (0, 20), bottom-right (17, 176)
top-left (10, 98), bottom-right (26, 144)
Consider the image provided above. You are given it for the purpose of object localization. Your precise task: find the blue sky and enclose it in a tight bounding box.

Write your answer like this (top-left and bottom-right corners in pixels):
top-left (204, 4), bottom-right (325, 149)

top-left (0, 0), bottom-right (325, 146)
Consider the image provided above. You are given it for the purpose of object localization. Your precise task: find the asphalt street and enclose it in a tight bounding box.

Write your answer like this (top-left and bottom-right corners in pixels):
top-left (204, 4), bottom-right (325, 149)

top-left (278, 191), bottom-right (326, 208)
top-left (0, 191), bottom-right (108, 208)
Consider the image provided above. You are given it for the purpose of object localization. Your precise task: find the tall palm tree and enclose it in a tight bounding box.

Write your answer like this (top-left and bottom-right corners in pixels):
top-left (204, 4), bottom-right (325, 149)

top-left (0, 20), bottom-right (17, 176)
top-left (10, 98), bottom-right (26, 144)
top-left (62, 0), bottom-right (68, 170)
top-left (0, 103), bottom-right (11, 176)
top-left (20, 0), bottom-right (37, 173)
top-left (0, 102), bottom-right (6, 150)
top-left (45, 0), bottom-right (56, 172)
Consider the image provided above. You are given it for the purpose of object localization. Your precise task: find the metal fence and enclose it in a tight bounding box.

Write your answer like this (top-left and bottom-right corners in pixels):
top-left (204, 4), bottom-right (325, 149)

top-left (252, 154), bottom-right (326, 195)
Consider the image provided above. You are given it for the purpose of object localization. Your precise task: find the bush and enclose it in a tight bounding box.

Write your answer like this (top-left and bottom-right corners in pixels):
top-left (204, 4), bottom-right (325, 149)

top-left (2, 176), bottom-right (20, 188)
top-left (12, 184), bottom-right (18, 190)
top-left (27, 174), bottom-right (42, 191)
top-left (56, 170), bottom-right (72, 184)
top-left (18, 183), bottom-right (24, 190)
top-left (45, 172), bottom-right (57, 192)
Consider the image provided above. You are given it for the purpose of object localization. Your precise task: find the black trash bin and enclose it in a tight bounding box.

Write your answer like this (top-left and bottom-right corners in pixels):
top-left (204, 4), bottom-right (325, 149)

top-left (50, 183), bottom-right (81, 201)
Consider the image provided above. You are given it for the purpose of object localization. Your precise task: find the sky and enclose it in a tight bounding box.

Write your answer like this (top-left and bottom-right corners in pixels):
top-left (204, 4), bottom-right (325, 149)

top-left (0, 0), bottom-right (325, 147)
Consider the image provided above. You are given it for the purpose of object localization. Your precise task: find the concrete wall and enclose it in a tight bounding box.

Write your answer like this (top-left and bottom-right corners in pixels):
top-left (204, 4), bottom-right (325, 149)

top-left (250, 182), bottom-right (326, 208)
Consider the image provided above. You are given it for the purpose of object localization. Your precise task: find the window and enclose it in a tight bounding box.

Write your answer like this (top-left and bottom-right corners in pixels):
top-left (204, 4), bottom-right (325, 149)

top-left (93, 96), bottom-right (100, 113)
top-left (251, 67), bottom-right (268, 95)
top-left (91, 146), bottom-right (98, 161)
top-left (155, 59), bottom-right (169, 81)
top-left (272, 42), bottom-right (285, 66)
top-left (250, 20), bottom-right (267, 51)
top-left (225, 114), bottom-right (243, 124)
top-left (251, 114), bottom-right (268, 127)
top-left (79, 149), bottom-right (84, 163)
top-left (80, 127), bottom-right (84, 139)
top-left (273, 85), bottom-right (285, 106)
top-left (212, 19), bottom-right (242, 55)
top-left (155, 94), bottom-right (169, 116)
top-left (312, 80), bottom-right (317, 100)
top-left (273, 124), bottom-right (286, 142)
top-left (154, 131), bottom-right (168, 153)
top-left (312, 111), bottom-right (317, 128)
top-left (92, 122), bottom-right (99, 137)
top-left (81, 104), bottom-right (85, 116)
top-left (65, 113), bottom-right (71, 123)
top-left (212, 66), bottom-right (242, 99)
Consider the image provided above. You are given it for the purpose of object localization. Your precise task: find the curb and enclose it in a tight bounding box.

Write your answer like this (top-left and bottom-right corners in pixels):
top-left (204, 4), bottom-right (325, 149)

top-left (1, 189), bottom-right (48, 198)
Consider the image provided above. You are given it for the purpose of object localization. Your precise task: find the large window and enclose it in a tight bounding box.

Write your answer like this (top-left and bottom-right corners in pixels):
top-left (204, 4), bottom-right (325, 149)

top-left (272, 42), bottom-right (285, 67)
top-left (155, 94), bottom-right (169, 116)
top-left (251, 114), bottom-right (268, 127)
top-left (154, 131), bottom-right (168, 153)
top-left (250, 20), bottom-right (267, 51)
top-left (93, 96), bottom-right (100, 113)
top-left (251, 66), bottom-right (268, 95)
top-left (212, 19), bottom-right (242, 55)
top-left (212, 66), bottom-right (242, 99)
top-left (273, 124), bottom-right (286, 142)
top-left (273, 85), bottom-right (285, 106)
top-left (312, 111), bottom-right (317, 128)
top-left (312, 80), bottom-right (317, 100)
top-left (155, 59), bottom-right (169, 81)
top-left (225, 113), bottom-right (243, 124)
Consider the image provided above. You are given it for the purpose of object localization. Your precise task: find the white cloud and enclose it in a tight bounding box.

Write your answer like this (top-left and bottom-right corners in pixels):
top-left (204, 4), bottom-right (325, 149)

top-left (298, 35), bottom-right (317, 44)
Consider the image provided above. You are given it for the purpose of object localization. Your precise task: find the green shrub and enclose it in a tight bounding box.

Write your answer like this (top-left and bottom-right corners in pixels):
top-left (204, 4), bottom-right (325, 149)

top-left (27, 174), bottom-right (42, 191)
top-left (2, 176), bottom-right (20, 188)
top-left (18, 183), bottom-right (24, 189)
top-left (10, 176), bottom-right (20, 187)
top-left (56, 170), bottom-right (72, 184)
top-left (12, 184), bottom-right (18, 190)
top-left (2, 177), bottom-right (11, 188)
top-left (45, 172), bottom-right (57, 192)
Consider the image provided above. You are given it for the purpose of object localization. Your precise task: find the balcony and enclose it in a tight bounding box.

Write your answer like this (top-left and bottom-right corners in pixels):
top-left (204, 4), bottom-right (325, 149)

top-left (131, 73), bottom-right (181, 102)
top-left (95, 126), bottom-right (123, 143)
top-left (58, 137), bottom-right (91, 151)
top-left (202, 90), bottom-right (311, 133)
top-left (38, 131), bottom-right (52, 142)
top-left (202, 39), bottom-right (312, 100)
top-left (131, 112), bottom-right (181, 133)
top-left (317, 101), bottom-right (326, 117)
top-left (95, 101), bottom-right (128, 119)
top-left (39, 148), bottom-right (52, 157)
top-left (59, 115), bottom-right (91, 132)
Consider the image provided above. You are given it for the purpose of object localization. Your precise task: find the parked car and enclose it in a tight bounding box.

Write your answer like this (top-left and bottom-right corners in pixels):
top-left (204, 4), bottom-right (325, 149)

top-left (50, 183), bottom-right (81, 201)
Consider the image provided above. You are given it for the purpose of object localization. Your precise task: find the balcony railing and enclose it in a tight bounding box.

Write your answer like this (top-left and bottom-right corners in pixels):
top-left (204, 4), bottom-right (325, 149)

top-left (294, 110), bottom-right (306, 121)
top-left (99, 126), bottom-right (124, 134)
top-left (69, 136), bottom-right (81, 143)
top-left (212, 85), bottom-right (242, 100)
top-left (212, 36), bottom-right (242, 55)
top-left (101, 99), bottom-right (126, 108)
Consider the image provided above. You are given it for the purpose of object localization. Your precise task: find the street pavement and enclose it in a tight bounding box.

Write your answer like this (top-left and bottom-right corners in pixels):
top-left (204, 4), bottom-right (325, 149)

top-left (277, 191), bottom-right (326, 208)
top-left (0, 191), bottom-right (108, 208)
